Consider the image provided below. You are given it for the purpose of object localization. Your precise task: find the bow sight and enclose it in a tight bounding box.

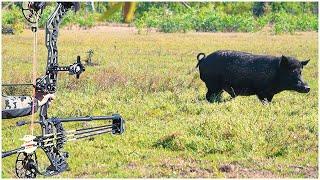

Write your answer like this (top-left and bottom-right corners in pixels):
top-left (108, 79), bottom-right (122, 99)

top-left (2, 2), bottom-right (125, 178)
top-left (35, 55), bottom-right (85, 93)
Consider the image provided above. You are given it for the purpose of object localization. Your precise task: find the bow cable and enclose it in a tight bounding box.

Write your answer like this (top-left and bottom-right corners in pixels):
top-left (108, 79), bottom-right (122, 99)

top-left (30, 13), bottom-right (39, 136)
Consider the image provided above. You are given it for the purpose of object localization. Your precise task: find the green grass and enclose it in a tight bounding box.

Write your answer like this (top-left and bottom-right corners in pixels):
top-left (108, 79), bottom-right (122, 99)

top-left (2, 28), bottom-right (318, 178)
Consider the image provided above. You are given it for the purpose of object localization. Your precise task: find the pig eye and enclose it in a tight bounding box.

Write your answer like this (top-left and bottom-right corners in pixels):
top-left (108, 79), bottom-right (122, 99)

top-left (294, 70), bottom-right (301, 75)
top-left (291, 69), bottom-right (300, 75)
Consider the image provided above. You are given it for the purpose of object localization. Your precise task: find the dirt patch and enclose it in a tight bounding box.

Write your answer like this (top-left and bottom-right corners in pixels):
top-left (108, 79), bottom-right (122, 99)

top-left (287, 165), bottom-right (318, 178)
top-left (219, 162), bottom-right (318, 178)
top-left (62, 24), bottom-right (139, 34)
top-left (127, 162), bottom-right (138, 170)
top-left (219, 162), bottom-right (277, 178)
top-left (159, 158), bottom-right (215, 178)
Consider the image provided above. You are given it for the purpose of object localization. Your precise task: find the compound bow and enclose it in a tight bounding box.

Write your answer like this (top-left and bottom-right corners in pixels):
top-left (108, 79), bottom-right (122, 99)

top-left (2, 2), bottom-right (125, 178)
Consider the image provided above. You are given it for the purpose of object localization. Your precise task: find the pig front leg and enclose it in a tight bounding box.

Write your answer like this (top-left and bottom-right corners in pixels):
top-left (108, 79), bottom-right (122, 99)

top-left (206, 89), bottom-right (223, 102)
top-left (224, 86), bottom-right (237, 98)
top-left (257, 94), bottom-right (274, 104)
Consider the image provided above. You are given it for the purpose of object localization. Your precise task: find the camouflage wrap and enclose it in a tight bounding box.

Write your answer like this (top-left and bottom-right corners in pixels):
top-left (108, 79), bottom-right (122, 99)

top-left (2, 96), bottom-right (38, 119)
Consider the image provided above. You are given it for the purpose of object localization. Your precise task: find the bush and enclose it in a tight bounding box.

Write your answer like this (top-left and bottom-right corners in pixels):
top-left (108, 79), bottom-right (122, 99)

top-left (135, 4), bottom-right (318, 34)
top-left (60, 10), bottom-right (77, 27)
top-left (135, 7), bottom-right (164, 29)
top-left (271, 11), bottom-right (318, 34)
top-left (38, 4), bottom-right (56, 27)
top-left (159, 13), bottom-right (194, 33)
top-left (218, 12), bottom-right (257, 32)
top-left (2, 4), bottom-right (25, 34)
top-left (2, 3), bottom-right (97, 31)
top-left (215, 2), bottom-right (254, 15)
top-left (192, 7), bottom-right (221, 32)
top-left (77, 13), bottom-right (96, 28)
top-left (2, 2), bottom-right (318, 34)
top-left (295, 13), bottom-right (318, 31)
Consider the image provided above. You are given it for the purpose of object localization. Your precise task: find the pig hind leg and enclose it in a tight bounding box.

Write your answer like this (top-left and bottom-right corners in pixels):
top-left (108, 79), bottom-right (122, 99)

top-left (205, 82), bottom-right (223, 102)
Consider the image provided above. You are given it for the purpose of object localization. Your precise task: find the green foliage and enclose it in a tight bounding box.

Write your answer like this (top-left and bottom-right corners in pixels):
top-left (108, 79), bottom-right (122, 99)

top-left (2, 3), bottom-right (98, 30)
top-left (77, 13), bottom-right (96, 28)
top-left (270, 2), bottom-right (317, 15)
top-left (136, 7), bottom-right (265, 33)
top-left (214, 2), bottom-right (254, 15)
top-left (1, 2), bottom-right (318, 34)
top-left (2, 4), bottom-right (25, 33)
top-left (104, 10), bottom-right (122, 23)
top-left (271, 11), bottom-right (318, 34)
top-left (134, 2), bottom-right (318, 34)
top-left (193, 10), bottom-right (221, 32)
top-left (160, 13), bottom-right (194, 33)
top-left (59, 9), bottom-right (98, 28)
top-left (135, 7), bottom-right (164, 29)
top-left (214, 12), bottom-right (258, 32)
top-left (38, 4), bottom-right (56, 27)
top-left (60, 10), bottom-right (77, 27)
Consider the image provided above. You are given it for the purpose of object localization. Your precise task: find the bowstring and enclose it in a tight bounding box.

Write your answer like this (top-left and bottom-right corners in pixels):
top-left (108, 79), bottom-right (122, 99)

top-left (30, 13), bottom-right (39, 136)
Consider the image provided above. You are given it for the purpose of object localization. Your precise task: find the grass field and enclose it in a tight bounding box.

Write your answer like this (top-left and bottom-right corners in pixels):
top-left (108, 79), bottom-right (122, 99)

top-left (1, 27), bottom-right (318, 178)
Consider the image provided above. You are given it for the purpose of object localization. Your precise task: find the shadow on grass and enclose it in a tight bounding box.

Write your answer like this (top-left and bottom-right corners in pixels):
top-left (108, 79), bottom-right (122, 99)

top-left (207, 94), bottom-right (234, 103)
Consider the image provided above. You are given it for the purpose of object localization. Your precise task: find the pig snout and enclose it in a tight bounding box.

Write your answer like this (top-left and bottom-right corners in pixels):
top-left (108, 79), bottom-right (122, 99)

top-left (296, 80), bottom-right (310, 93)
top-left (301, 85), bottom-right (310, 93)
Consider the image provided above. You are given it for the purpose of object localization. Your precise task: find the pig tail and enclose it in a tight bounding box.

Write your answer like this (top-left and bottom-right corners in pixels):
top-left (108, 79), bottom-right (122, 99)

top-left (196, 53), bottom-right (206, 68)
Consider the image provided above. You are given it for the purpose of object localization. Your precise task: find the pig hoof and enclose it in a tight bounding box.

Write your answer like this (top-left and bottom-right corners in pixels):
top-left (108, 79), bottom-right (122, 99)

top-left (260, 99), bottom-right (271, 105)
top-left (207, 95), bottom-right (222, 103)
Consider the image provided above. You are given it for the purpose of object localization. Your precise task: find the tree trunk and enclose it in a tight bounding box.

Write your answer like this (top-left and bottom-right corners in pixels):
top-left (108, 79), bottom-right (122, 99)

top-left (123, 2), bottom-right (137, 23)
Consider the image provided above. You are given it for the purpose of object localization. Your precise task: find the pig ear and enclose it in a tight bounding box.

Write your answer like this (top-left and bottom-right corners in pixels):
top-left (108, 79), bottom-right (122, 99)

top-left (280, 55), bottom-right (289, 68)
top-left (301, 59), bottom-right (310, 66)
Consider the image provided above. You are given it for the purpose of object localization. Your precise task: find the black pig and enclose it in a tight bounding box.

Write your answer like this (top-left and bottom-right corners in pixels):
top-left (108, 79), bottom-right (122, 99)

top-left (196, 50), bottom-right (310, 103)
